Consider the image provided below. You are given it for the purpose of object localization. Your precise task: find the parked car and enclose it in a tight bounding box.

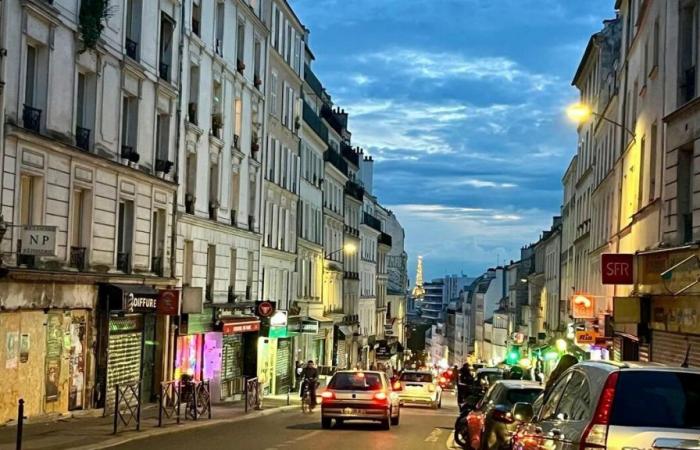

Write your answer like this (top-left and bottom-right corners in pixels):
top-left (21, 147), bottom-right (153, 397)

top-left (394, 370), bottom-right (442, 408)
top-left (320, 370), bottom-right (400, 430)
top-left (475, 368), bottom-right (504, 392)
top-left (457, 380), bottom-right (542, 450)
top-left (512, 361), bottom-right (700, 450)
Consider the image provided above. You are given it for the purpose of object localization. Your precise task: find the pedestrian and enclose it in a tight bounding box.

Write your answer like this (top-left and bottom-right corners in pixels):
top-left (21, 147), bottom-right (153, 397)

top-left (294, 361), bottom-right (303, 391)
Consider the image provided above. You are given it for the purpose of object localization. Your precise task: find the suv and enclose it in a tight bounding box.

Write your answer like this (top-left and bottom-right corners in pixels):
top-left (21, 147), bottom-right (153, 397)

top-left (512, 361), bottom-right (700, 450)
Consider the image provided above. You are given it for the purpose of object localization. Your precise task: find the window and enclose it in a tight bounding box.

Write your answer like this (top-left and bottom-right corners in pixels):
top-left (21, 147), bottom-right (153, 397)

top-left (230, 248), bottom-right (237, 290)
top-left (188, 65), bottom-right (199, 125)
top-left (678, 146), bottom-right (694, 243)
top-left (125, 0), bottom-right (142, 59)
top-left (19, 175), bottom-right (43, 225)
top-left (230, 170), bottom-right (240, 222)
top-left (215, 2), bottom-right (224, 56)
top-left (211, 80), bottom-right (223, 139)
top-left (156, 114), bottom-right (170, 166)
top-left (70, 189), bottom-right (91, 249)
top-left (554, 371), bottom-right (591, 421)
top-left (151, 209), bottom-right (166, 275)
top-left (610, 371), bottom-right (700, 429)
top-left (206, 244), bottom-right (216, 299)
top-left (282, 82), bottom-right (288, 126)
top-left (246, 251), bottom-right (254, 299)
top-left (679, 0), bottom-right (698, 104)
top-left (25, 45), bottom-right (37, 108)
top-left (270, 72), bottom-right (278, 116)
top-left (121, 96), bottom-right (138, 154)
top-left (159, 14), bottom-right (174, 81)
top-left (237, 21), bottom-right (245, 66)
top-left (638, 135), bottom-right (646, 211)
top-left (652, 19), bottom-right (660, 70)
top-left (538, 372), bottom-right (571, 420)
top-left (185, 154), bottom-right (196, 211)
top-left (191, 1), bottom-right (201, 37)
top-left (117, 200), bottom-right (135, 270)
top-left (209, 160), bottom-right (219, 211)
top-left (254, 40), bottom-right (262, 85)
top-left (183, 240), bottom-right (193, 286)
top-left (649, 122), bottom-right (658, 202)
top-left (273, 5), bottom-right (281, 50)
top-left (23, 43), bottom-right (48, 132)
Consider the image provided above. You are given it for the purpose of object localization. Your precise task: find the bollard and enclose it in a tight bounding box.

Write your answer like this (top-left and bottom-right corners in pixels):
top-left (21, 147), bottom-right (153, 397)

top-left (16, 399), bottom-right (25, 450)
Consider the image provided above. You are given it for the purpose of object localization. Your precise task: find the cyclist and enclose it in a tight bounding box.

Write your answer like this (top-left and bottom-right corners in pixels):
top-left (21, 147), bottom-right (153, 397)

top-left (300, 360), bottom-right (319, 409)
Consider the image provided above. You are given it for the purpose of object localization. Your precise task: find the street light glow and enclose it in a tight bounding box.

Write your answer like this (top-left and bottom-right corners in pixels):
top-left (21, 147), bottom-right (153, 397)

top-left (343, 242), bottom-right (357, 255)
top-left (566, 102), bottom-right (592, 123)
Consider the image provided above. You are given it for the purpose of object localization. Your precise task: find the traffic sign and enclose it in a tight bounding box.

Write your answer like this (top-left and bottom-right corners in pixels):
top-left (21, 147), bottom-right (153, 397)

top-left (601, 253), bottom-right (634, 285)
top-left (255, 300), bottom-right (275, 318)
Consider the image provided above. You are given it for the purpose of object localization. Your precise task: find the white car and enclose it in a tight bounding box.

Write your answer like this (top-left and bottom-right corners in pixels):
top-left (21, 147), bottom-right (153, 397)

top-left (320, 370), bottom-right (401, 430)
top-left (395, 370), bottom-right (442, 408)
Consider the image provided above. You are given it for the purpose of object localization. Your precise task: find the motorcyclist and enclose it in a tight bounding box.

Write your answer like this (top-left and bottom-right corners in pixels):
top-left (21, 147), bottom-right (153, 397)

top-left (457, 363), bottom-right (473, 405)
top-left (300, 360), bottom-right (319, 408)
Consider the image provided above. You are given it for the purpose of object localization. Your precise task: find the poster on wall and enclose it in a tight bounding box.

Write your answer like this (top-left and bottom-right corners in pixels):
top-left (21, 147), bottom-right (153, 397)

top-left (20, 334), bottom-right (30, 363)
top-left (69, 320), bottom-right (86, 410)
top-left (5, 331), bottom-right (19, 369)
top-left (45, 313), bottom-right (64, 402)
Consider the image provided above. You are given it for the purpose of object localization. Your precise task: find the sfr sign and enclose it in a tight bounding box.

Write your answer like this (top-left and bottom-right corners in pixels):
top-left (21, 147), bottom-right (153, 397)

top-left (601, 254), bottom-right (634, 285)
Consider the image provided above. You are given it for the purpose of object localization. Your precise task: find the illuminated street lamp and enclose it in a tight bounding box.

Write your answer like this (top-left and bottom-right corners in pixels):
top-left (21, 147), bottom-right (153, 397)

top-left (325, 242), bottom-right (356, 260)
top-left (566, 102), bottom-right (636, 140)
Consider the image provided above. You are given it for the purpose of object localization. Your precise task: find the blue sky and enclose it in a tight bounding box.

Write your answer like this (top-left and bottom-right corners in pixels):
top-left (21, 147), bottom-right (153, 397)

top-left (290, 0), bottom-right (615, 280)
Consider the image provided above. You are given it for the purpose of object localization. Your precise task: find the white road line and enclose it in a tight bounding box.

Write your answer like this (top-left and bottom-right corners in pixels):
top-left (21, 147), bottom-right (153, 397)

top-left (292, 430), bottom-right (323, 442)
top-left (425, 428), bottom-right (444, 443)
top-left (446, 432), bottom-right (461, 449)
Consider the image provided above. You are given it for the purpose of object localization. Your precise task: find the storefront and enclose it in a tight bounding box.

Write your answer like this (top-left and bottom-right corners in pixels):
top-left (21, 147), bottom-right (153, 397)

top-left (649, 296), bottom-right (700, 367)
top-left (334, 324), bottom-right (354, 369)
top-left (218, 317), bottom-right (260, 401)
top-left (258, 310), bottom-right (293, 395)
top-left (96, 284), bottom-right (161, 411)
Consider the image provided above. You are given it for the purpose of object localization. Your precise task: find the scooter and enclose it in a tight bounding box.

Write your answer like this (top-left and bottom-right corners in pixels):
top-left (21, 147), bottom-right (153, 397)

top-left (453, 387), bottom-right (485, 449)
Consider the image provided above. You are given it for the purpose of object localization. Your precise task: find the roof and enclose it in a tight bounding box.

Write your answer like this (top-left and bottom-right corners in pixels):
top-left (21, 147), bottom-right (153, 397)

top-left (476, 368), bottom-right (503, 374)
top-left (495, 380), bottom-right (543, 389)
top-left (577, 360), bottom-right (700, 374)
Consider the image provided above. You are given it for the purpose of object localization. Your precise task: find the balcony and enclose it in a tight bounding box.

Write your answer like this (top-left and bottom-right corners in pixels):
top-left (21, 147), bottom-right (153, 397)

top-left (324, 149), bottom-right (348, 177)
top-left (302, 102), bottom-right (328, 143)
top-left (344, 180), bottom-right (364, 202)
top-left (344, 271), bottom-right (359, 280)
top-left (22, 105), bottom-right (41, 133)
top-left (151, 255), bottom-right (163, 276)
top-left (379, 232), bottom-right (392, 247)
top-left (159, 62), bottom-right (170, 81)
top-left (121, 145), bottom-right (140, 163)
top-left (75, 126), bottom-right (91, 152)
top-left (185, 194), bottom-right (195, 214)
top-left (117, 252), bottom-right (131, 273)
top-left (341, 142), bottom-right (359, 166)
top-left (125, 37), bottom-right (138, 60)
top-left (344, 224), bottom-right (359, 237)
top-left (70, 246), bottom-right (87, 271)
top-left (362, 212), bottom-right (382, 232)
top-left (321, 104), bottom-right (344, 135)
top-left (304, 64), bottom-right (325, 100)
top-left (155, 159), bottom-right (174, 174)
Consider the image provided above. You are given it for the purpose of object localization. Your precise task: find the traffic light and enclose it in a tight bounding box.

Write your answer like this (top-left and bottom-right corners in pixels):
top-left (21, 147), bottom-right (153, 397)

top-left (506, 346), bottom-right (521, 365)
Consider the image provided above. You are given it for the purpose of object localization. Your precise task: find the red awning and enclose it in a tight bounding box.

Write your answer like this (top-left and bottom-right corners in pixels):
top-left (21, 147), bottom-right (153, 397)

top-left (221, 318), bottom-right (260, 335)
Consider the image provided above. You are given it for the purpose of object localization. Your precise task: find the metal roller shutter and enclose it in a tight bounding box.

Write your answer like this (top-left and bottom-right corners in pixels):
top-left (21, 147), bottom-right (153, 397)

top-left (651, 331), bottom-right (700, 368)
top-left (275, 339), bottom-right (291, 394)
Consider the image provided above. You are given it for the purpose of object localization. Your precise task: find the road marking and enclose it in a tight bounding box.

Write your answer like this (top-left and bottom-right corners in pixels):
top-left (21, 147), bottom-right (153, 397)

top-left (446, 432), bottom-right (461, 449)
top-left (292, 430), bottom-right (323, 442)
top-left (425, 428), bottom-right (444, 443)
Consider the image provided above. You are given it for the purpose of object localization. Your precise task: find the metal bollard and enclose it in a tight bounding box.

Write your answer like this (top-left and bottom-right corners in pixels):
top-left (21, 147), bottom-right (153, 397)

top-left (16, 399), bottom-right (25, 450)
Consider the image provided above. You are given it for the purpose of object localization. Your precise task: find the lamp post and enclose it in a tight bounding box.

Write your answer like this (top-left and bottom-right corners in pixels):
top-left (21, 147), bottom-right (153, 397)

top-left (566, 102), bottom-right (636, 140)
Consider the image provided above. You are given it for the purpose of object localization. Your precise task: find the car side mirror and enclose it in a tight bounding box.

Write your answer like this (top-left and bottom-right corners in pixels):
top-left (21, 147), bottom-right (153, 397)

top-left (512, 402), bottom-right (534, 422)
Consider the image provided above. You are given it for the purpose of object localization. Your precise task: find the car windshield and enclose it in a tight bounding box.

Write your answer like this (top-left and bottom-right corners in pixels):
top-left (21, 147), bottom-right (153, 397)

top-left (478, 371), bottom-right (503, 385)
top-left (329, 372), bottom-right (383, 391)
top-left (504, 388), bottom-right (542, 407)
top-left (610, 371), bottom-right (700, 429)
top-left (400, 372), bottom-right (433, 383)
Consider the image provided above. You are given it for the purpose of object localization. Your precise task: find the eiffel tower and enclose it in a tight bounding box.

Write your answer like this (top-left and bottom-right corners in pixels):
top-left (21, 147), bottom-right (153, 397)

top-left (411, 256), bottom-right (426, 298)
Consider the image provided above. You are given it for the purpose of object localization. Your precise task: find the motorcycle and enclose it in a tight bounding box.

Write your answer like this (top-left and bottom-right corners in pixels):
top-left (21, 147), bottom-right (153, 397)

top-left (453, 386), bottom-right (485, 449)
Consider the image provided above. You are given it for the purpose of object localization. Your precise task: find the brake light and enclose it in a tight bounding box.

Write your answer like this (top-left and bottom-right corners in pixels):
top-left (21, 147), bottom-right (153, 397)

top-left (374, 391), bottom-right (388, 402)
top-left (393, 381), bottom-right (402, 390)
top-left (580, 371), bottom-right (618, 450)
top-left (321, 390), bottom-right (335, 401)
top-left (439, 376), bottom-right (447, 383)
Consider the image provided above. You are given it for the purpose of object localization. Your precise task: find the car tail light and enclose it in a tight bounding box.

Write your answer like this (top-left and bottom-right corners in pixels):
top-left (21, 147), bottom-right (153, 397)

top-left (374, 391), bottom-right (388, 402)
top-left (392, 381), bottom-right (402, 390)
top-left (580, 371), bottom-right (619, 450)
top-left (492, 409), bottom-right (514, 424)
top-left (439, 376), bottom-right (447, 383)
top-left (321, 390), bottom-right (335, 401)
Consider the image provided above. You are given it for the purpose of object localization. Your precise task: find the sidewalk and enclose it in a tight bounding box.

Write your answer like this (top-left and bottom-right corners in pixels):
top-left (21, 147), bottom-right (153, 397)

top-left (0, 395), bottom-right (300, 450)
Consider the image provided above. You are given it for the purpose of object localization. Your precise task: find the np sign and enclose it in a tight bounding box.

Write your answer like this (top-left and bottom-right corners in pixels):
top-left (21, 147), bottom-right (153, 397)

top-left (20, 225), bottom-right (57, 256)
top-left (601, 253), bottom-right (634, 285)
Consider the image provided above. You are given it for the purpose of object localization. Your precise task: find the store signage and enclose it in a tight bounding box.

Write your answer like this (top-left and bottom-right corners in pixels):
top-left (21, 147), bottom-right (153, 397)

top-left (376, 341), bottom-right (393, 359)
top-left (125, 293), bottom-right (157, 312)
top-left (571, 293), bottom-right (596, 319)
top-left (299, 319), bottom-right (319, 334)
top-left (222, 320), bottom-right (260, 335)
top-left (602, 254), bottom-right (634, 285)
top-left (19, 225), bottom-right (56, 256)
top-left (256, 301), bottom-right (275, 318)
top-left (575, 330), bottom-right (598, 345)
top-left (268, 326), bottom-right (288, 338)
top-left (157, 289), bottom-right (180, 316)
top-left (384, 324), bottom-right (394, 336)
top-left (270, 310), bottom-right (288, 327)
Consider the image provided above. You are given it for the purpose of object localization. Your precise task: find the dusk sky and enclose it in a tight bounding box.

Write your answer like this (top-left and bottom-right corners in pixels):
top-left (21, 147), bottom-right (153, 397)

top-left (290, 0), bottom-right (615, 281)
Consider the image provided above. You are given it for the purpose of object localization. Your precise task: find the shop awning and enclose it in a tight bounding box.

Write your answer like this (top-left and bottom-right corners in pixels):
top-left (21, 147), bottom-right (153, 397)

top-left (221, 317), bottom-right (261, 335)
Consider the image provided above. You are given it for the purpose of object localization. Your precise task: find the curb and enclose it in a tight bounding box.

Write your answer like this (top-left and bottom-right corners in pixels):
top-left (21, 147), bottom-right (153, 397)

top-left (71, 405), bottom-right (299, 450)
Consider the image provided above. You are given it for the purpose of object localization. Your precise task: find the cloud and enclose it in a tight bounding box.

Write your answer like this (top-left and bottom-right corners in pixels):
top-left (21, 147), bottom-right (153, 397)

top-left (459, 179), bottom-right (518, 189)
top-left (357, 49), bottom-right (557, 91)
top-left (349, 73), bottom-right (373, 86)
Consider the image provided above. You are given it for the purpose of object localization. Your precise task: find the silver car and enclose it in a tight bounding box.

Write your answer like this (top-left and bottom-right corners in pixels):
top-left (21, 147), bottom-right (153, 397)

top-left (320, 370), bottom-right (401, 430)
top-left (513, 361), bottom-right (700, 450)
top-left (395, 370), bottom-right (442, 408)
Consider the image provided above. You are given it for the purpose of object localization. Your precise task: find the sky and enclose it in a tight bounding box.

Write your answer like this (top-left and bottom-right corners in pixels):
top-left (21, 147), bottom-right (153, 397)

top-left (290, 0), bottom-right (616, 281)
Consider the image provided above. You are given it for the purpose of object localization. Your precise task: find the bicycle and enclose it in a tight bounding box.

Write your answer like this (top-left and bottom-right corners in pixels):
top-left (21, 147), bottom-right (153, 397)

top-left (300, 381), bottom-right (313, 413)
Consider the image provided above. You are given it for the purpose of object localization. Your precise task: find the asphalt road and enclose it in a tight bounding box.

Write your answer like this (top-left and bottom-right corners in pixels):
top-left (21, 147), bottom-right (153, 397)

top-left (112, 392), bottom-right (462, 450)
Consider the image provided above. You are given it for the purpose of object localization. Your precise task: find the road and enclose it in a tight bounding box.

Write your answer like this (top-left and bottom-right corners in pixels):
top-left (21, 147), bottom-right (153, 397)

top-left (112, 392), bottom-right (461, 450)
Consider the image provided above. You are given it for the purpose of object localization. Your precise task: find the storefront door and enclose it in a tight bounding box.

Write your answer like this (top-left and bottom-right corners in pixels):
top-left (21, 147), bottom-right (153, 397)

top-left (105, 315), bottom-right (143, 411)
top-left (141, 314), bottom-right (156, 402)
top-left (275, 339), bottom-right (291, 395)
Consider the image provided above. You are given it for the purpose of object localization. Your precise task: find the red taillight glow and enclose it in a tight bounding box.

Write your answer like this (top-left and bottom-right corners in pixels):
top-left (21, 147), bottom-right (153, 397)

top-left (321, 390), bottom-right (335, 400)
top-left (393, 381), bottom-right (402, 390)
top-left (439, 376), bottom-right (447, 383)
top-left (580, 371), bottom-right (619, 450)
top-left (374, 391), bottom-right (388, 401)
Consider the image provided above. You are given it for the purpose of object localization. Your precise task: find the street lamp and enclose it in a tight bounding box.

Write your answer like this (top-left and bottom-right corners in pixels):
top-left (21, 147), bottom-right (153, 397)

top-left (566, 102), bottom-right (636, 140)
top-left (325, 242), bottom-right (356, 260)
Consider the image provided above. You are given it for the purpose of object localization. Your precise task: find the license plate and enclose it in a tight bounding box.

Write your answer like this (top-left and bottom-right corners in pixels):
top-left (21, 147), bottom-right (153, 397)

top-left (343, 408), bottom-right (360, 414)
